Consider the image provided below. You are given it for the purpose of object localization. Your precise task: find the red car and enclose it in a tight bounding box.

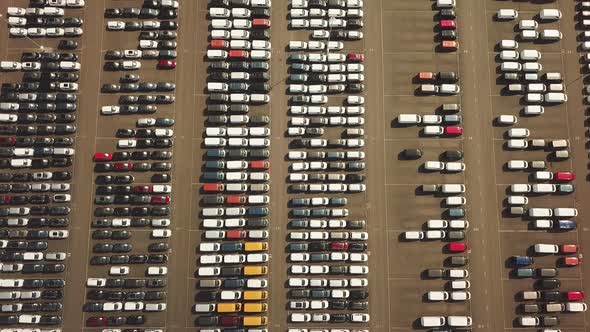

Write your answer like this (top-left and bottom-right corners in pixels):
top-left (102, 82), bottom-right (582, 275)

top-left (220, 315), bottom-right (241, 327)
top-left (441, 40), bottom-right (458, 51)
top-left (86, 316), bottom-right (107, 327)
top-left (0, 137), bottom-right (16, 146)
top-left (252, 18), bottom-right (271, 28)
top-left (445, 126), bottom-right (463, 136)
top-left (448, 242), bottom-right (468, 252)
top-left (93, 152), bottom-right (113, 161)
top-left (210, 39), bottom-right (229, 49)
top-left (158, 59), bottom-right (176, 69)
top-left (561, 244), bottom-right (579, 253)
top-left (226, 230), bottom-right (246, 239)
top-left (347, 53), bottom-right (364, 62)
top-left (567, 291), bottom-right (585, 301)
top-left (203, 183), bottom-right (224, 192)
top-left (330, 242), bottom-right (349, 251)
top-left (229, 50), bottom-right (249, 59)
top-left (0, 196), bottom-right (10, 205)
top-left (113, 163), bottom-right (132, 171)
top-left (151, 196), bottom-right (170, 205)
top-left (134, 185), bottom-right (152, 194)
top-left (562, 256), bottom-right (581, 266)
top-left (250, 160), bottom-right (270, 169)
top-left (554, 172), bottom-right (575, 181)
top-left (439, 19), bottom-right (456, 29)
top-left (227, 195), bottom-right (246, 204)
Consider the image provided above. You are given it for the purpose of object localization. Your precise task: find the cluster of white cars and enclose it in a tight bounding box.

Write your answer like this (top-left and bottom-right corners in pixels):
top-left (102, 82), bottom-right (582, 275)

top-left (496, 9), bottom-right (567, 105)
top-left (7, 5), bottom-right (84, 38)
top-left (286, 0), bottom-right (369, 329)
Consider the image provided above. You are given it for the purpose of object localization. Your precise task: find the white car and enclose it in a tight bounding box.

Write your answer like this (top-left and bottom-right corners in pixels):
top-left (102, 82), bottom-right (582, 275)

top-left (507, 160), bottom-right (528, 170)
top-left (122, 61), bottom-right (141, 70)
top-left (27, 28), bottom-right (46, 37)
top-left (291, 313), bottom-right (311, 322)
top-left (497, 115), bottom-right (517, 125)
top-left (9, 28), bottom-right (27, 37)
top-left (64, 27), bottom-right (83, 36)
top-left (424, 161), bottom-right (445, 171)
top-left (118, 139), bottom-right (137, 148)
top-left (291, 19), bottom-right (310, 28)
top-left (101, 106), bottom-right (120, 115)
top-left (87, 278), bottom-right (107, 287)
top-left (7, 7), bottom-right (26, 16)
top-left (107, 21), bottom-right (125, 30)
top-left (350, 313), bottom-right (370, 323)
top-left (109, 266), bottom-right (129, 275)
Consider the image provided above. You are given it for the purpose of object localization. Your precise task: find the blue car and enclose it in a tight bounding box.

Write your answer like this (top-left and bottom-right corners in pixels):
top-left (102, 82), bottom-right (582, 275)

top-left (513, 255), bottom-right (534, 267)
top-left (556, 220), bottom-right (576, 230)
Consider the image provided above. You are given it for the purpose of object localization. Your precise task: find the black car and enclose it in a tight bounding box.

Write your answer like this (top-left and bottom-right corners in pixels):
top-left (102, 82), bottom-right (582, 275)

top-left (40, 316), bottom-right (62, 325)
top-left (160, 20), bottom-right (177, 30)
top-left (90, 255), bottom-right (110, 265)
top-left (105, 292), bottom-right (124, 300)
top-left (58, 40), bottom-right (78, 49)
top-left (148, 242), bottom-right (169, 252)
top-left (22, 264), bottom-right (44, 273)
top-left (147, 254), bottom-right (167, 264)
top-left (105, 279), bottom-right (124, 288)
top-left (59, 53), bottom-right (78, 61)
top-left (105, 8), bottom-right (121, 17)
top-left (104, 62), bottom-right (121, 71)
top-left (92, 230), bottom-right (112, 239)
top-left (0, 316), bottom-right (17, 325)
top-left (331, 314), bottom-right (347, 322)
top-left (130, 218), bottom-right (149, 227)
top-left (87, 290), bottom-right (105, 300)
top-left (41, 302), bottom-right (63, 312)
top-left (129, 255), bottom-right (148, 264)
top-left (106, 316), bottom-right (126, 326)
top-left (124, 279), bottom-right (146, 288)
top-left (115, 175), bottom-right (134, 184)
top-left (125, 315), bottom-right (145, 325)
top-left (63, 17), bottom-right (83, 27)
top-left (145, 291), bottom-right (166, 301)
top-left (329, 301), bottom-right (347, 310)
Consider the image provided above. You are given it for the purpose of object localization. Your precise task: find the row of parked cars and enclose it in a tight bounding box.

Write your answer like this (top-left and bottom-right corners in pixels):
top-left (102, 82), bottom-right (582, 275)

top-left (494, 5), bottom-right (585, 329)
top-left (84, 1), bottom-right (180, 329)
top-left (405, 1), bottom-right (472, 329)
top-left (0, 1), bottom-right (87, 328)
top-left (286, 0), bottom-right (369, 330)
top-left (195, 0), bottom-right (272, 330)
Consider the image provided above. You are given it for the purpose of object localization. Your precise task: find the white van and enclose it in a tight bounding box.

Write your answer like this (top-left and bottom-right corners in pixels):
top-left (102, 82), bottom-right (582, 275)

top-left (523, 105), bottom-right (544, 115)
top-left (251, 50), bottom-right (271, 60)
top-left (250, 94), bottom-right (270, 103)
top-left (507, 139), bottom-right (528, 149)
top-left (532, 184), bottom-right (556, 193)
top-left (227, 128), bottom-right (248, 137)
top-left (211, 30), bottom-right (230, 39)
top-left (397, 114), bottom-right (421, 124)
top-left (249, 138), bottom-right (270, 147)
top-left (199, 242), bottom-right (220, 252)
top-left (423, 126), bottom-right (444, 135)
top-left (420, 316), bottom-right (446, 327)
top-left (554, 208), bottom-right (577, 217)
top-left (508, 128), bottom-right (530, 138)
top-left (507, 196), bottom-right (528, 205)
top-left (404, 231), bottom-right (424, 240)
top-left (198, 267), bottom-right (221, 276)
top-left (519, 316), bottom-right (540, 327)
top-left (249, 127), bottom-right (270, 137)
top-left (565, 302), bottom-right (588, 312)
top-left (230, 93), bottom-right (249, 103)
top-left (545, 303), bottom-right (565, 312)
top-left (450, 280), bottom-right (470, 289)
top-left (540, 9), bottom-right (562, 20)
top-left (497, 9), bottom-right (518, 20)
top-left (545, 72), bottom-right (562, 81)
top-left (533, 220), bottom-right (553, 229)
top-left (519, 20), bottom-right (538, 30)
top-left (248, 195), bottom-right (269, 204)
top-left (445, 196), bottom-right (466, 206)
top-left (441, 184), bottom-right (465, 194)
top-left (523, 62), bottom-right (542, 72)
top-left (533, 243), bottom-right (559, 254)
top-left (226, 172), bottom-right (246, 181)
top-left (520, 50), bottom-right (541, 61)
top-left (436, 0), bottom-right (455, 8)
top-left (230, 40), bottom-right (251, 49)
top-left (427, 291), bottom-right (449, 301)
top-left (204, 137), bottom-right (227, 147)
top-left (207, 82), bottom-right (228, 92)
top-left (207, 49), bottom-right (228, 59)
top-left (500, 62), bottom-right (522, 72)
top-left (544, 92), bottom-right (567, 103)
top-left (511, 184), bottom-right (531, 193)
top-left (427, 219), bottom-right (448, 229)
top-left (447, 316), bottom-right (472, 327)
top-left (520, 30), bottom-right (539, 40)
top-left (200, 255), bottom-right (222, 264)
top-left (194, 303), bottom-right (216, 313)
top-left (528, 208), bottom-right (553, 217)
top-left (449, 220), bottom-right (469, 229)
top-left (540, 29), bottom-right (562, 40)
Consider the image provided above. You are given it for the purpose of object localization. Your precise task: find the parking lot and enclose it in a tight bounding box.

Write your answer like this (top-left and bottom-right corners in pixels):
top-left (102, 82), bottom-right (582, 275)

top-left (0, 0), bottom-right (589, 331)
